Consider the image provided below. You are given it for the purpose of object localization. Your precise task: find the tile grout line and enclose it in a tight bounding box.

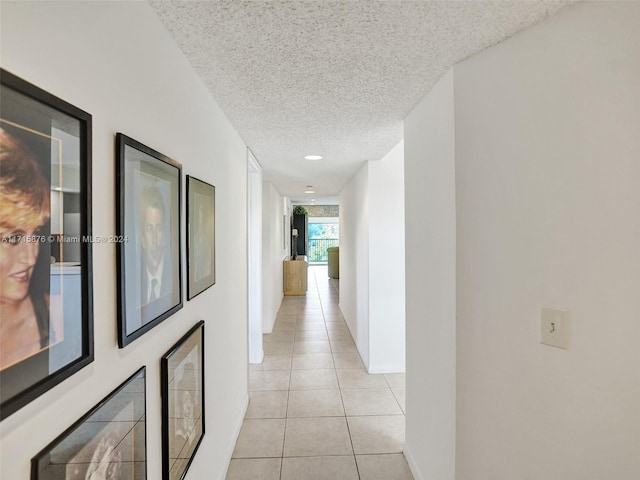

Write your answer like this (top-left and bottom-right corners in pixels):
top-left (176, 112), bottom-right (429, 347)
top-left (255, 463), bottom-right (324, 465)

top-left (280, 297), bottom-right (295, 480)
top-left (322, 267), bottom-right (362, 480)
top-left (239, 266), bottom-right (409, 479)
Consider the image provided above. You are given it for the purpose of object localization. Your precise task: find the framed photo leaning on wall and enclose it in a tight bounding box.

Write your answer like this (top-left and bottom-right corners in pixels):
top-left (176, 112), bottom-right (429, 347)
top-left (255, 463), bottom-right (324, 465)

top-left (0, 69), bottom-right (94, 420)
top-left (116, 133), bottom-right (182, 348)
top-left (186, 176), bottom-right (215, 300)
top-left (161, 320), bottom-right (205, 480)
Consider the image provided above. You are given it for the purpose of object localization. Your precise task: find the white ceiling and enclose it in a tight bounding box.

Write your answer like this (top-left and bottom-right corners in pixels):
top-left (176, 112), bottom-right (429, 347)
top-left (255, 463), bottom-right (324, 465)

top-left (148, 0), bottom-right (574, 203)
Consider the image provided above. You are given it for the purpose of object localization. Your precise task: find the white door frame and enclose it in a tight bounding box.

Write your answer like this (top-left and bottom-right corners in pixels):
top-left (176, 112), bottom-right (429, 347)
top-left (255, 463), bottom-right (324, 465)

top-left (247, 149), bottom-right (263, 364)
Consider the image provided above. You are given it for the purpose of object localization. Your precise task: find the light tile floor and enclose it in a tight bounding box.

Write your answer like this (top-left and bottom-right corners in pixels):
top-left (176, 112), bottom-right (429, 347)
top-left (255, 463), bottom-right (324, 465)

top-left (227, 266), bottom-right (413, 480)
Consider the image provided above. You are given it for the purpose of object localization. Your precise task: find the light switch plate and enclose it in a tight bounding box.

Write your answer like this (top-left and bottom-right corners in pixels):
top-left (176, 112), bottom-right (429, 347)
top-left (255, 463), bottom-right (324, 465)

top-left (540, 308), bottom-right (569, 349)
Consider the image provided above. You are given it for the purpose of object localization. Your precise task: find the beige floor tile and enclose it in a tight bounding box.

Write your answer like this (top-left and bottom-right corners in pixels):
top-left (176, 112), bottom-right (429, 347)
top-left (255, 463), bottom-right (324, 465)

top-left (384, 373), bottom-right (406, 389)
top-left (325, 321), bottom-right (348, 331)
top-left (278, 309), bottom-right (297, 316)
top-left (245, 391), bottom-right (288, 419)
top-left (293, 340), bottom-right (332, 354)
top-left (249, 354), bottom-right (291, 372)
top-left (336, 369), bottom-right (388, 389)
top-left (295, 321), bottom-right (327, 331)
top-left (249, 370), bottom-right (291, 391)
top-left (263, 331), bottom-right (295, 343)
top-left (284, 417), bottom-right (353, 457)
top-left (281, 456), bottom-right (359, 480)
top-left (319, 294), bottom-right (335, 302)
top-left (296, 314), bottom-right (326, 322)
top-left (299, 305), bottom-right (322, 311)
top-left (276, 315), bottom-right (297, 324)
top-left (322, 306), bottom-right (342, 315)
top-left (290, 369), bottom-right (338, 390)
top-left (299, 299), bottom-right (322, 307)
top-left (249, 363), bottom-right (263, 372)
top-left (328, 330), bottom-right (355, 341)
top-left (332, 352), bottom-right (364, 369)
top-left (226, 458), bottom-right (282, 480)
top-left (330, 340), bottom-right (358, 353)
top-left (341, 388), bottom-right (403, 416)
top-left (347, 416), bottom-right (405, 454)
top-left (287, 389), bottom-right (344, 417)
top-left (292, 353), bottom-right (335, 370)
top-left (263, 341), bottom-right (294, 355)
top-left (327, 329), bottom-right (351, 339)
top-left (391, 387), bottom-right (405, 413)
top-left (356, 454), bottom-right (414, 480)
top-left (299, 307), bottom-right (324, 314)
top-left (229, 267), bottom-right (408, 477)
top-left (295, 330), bottom-right (329, 342)
top-left (272, 323), bottom-right (296, 332)
top-left (322, 297), bottom-right (340, 303)
top-left (261, 354), bottom-right (292, 371)
top-left (232, 419), bottom-right (285, 458)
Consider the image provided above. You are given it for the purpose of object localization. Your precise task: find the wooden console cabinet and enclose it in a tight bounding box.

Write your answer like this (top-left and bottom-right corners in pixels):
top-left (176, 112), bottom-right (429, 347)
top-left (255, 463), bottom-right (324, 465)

top-left (283, 256), bottom-right (308, 295)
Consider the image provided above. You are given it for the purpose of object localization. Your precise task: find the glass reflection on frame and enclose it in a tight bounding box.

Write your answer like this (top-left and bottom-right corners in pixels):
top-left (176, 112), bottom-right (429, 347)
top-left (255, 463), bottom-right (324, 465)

top-left (31, 367), bottom-right (146, 480)
top-left (116, 133), bottom-right (182, 348)
top-left (161, 321), bottom-right (205, 480)
top-left (186, 176), bottom-right (215, 300)
top-left (0, 69), bottom-right (93, 420)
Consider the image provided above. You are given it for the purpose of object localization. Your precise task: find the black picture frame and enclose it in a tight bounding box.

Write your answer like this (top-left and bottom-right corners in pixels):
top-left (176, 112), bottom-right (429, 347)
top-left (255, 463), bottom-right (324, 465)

top-left (0, 69), bottom-right (94, 420)
top-left (116, 133), bottom-right (182, 348)
top-left (161, 321), bottom-right (205, 480)
top-left (31, 367), bottom-right (147, 480)
top-left (186, 176), bottom-right (215, 300)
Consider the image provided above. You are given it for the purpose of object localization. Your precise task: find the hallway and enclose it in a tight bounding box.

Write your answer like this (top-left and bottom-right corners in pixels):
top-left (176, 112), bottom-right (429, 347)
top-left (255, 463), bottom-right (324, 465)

top-left (227, 266), bottom-right (413, 480)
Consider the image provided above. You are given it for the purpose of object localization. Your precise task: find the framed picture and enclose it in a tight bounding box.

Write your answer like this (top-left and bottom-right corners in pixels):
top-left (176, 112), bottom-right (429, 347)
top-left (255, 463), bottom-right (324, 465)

top-left (0, 69), bottom-right (94, 420)
top-left (32, 367), bottom-right (147, 479)
top-left (161, 321), bottom-right (205, 480)
top-left (186, 176), bottom-right (215, 300)
top-left (116, 133), bottom-right (182, 348)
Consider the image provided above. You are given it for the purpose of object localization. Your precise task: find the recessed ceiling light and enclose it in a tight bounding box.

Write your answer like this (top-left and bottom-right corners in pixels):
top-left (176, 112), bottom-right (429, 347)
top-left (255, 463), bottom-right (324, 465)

top-left (305, 189), bottom-right (315, 194)
top-left (304, 155), bottom-right (323, 161)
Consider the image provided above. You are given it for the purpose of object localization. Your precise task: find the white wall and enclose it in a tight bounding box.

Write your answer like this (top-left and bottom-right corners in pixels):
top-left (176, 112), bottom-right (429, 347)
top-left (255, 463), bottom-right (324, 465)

top-left (262, 181), bottom-right (287, 333)
top-left (247, 152), bottom-right (263, 364)
top-left (0, 3), bottom-right (249, 480)
top-left (368, 141), bottom-right (406, 373)
top-left (339, 143), bottom-right (407, 373)
top-left (339, 164), bottom-right (370, 366)
top-left (403, 70), bottom-right (457, 480)
top-left (454, 2), bottom-right (640, 478)
top-left (404, 2), bottom-right (640, 479)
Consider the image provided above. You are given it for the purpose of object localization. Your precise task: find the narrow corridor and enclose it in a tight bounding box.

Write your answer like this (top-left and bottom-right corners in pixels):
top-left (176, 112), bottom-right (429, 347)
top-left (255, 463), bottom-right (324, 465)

top-left (226, 266), bottom-right (413, 480)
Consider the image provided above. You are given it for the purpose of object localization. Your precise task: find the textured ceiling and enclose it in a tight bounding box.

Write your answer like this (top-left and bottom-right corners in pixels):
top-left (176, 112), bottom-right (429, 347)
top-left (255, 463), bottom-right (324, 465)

top-left (149, 0), bottom-right (575, 201)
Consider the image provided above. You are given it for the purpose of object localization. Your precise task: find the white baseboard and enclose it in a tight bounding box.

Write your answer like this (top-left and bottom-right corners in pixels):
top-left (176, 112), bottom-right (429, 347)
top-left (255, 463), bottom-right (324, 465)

top-left (403, 444), bottom-right (424, 480)
top-left (367, 364), bottom-right (406, 374)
